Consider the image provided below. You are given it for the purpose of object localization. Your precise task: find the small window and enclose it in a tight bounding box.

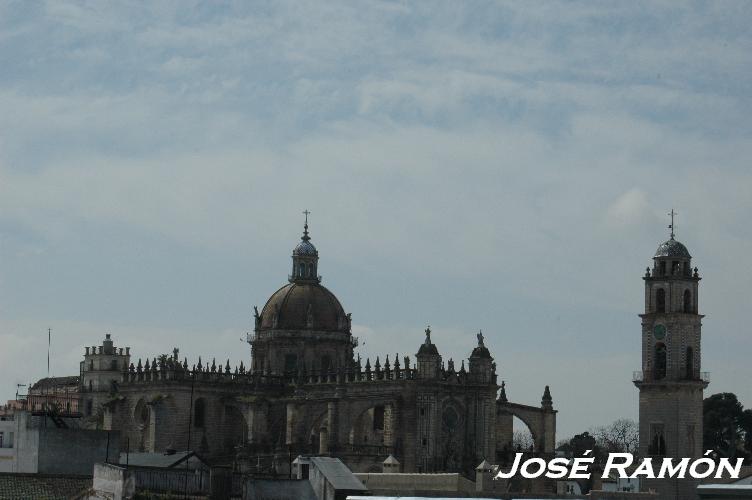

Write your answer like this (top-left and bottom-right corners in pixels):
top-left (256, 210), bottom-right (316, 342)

top-left (649, 424), bottom-right (666, 456)
top-left (373, 405), bottom-right (385, 431)
top-left (194, 398), bottom-right (206, 428)
top-left (685, 347), bottom-right (694, 379)
top-left (308, 263), bottom-right (314, 277)
top-left (659, 261), bottom-right (666, 276)
top-left (86, 399), bottom-right (93, 416)
top-left (111, 359), bottom-right (118, 370)
top-left (656, 288), bottom-right (666, 313)
top-left (683, 289), bottom-right (692, 313)
top-left (299, 262), bottom-right (306, 277)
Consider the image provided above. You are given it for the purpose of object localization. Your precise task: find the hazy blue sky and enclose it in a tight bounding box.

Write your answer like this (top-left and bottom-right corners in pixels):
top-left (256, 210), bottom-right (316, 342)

top-left (1, 1), bottom-right (750, 440)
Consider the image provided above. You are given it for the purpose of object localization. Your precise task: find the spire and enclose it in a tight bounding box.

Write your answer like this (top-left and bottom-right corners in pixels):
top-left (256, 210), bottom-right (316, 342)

top-left (541, 385), bottom-right (553, 410)
top-left (477, 330), bottom-right (484, 347)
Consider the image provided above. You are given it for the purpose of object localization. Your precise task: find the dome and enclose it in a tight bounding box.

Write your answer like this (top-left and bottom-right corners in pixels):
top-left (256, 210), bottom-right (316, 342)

top-left (293, 240), bottom-right (317, 256)
top-left (655, 238), bottom-right (691, 259)
top-left (259, 282), bottom-right (346, 331)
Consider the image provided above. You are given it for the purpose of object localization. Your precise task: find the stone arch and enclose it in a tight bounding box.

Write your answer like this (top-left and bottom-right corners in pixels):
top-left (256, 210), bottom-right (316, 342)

top-left (512, 415), bottom-right (536, 452)
top-left (223, 405), bottom-right (248, 453)
top-left (496, 402), bottom-right (556, 458)
top-left (133, 398), bottom-right (152, 452)
top-left (306, 408), bottom-right (329, 454)
top-left (350, 404), bottom-right (387, 447)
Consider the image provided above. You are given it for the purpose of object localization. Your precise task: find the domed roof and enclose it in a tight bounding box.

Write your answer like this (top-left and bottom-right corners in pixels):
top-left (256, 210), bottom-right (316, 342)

top-left (293, 240), bottom-right (317, 256)
top-left (259, 282), bottom-right (346, 331)
top-left (655, 238), bottom-right (691, 259)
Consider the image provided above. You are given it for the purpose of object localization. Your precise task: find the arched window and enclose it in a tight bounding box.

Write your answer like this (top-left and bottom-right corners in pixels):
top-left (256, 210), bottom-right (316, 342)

top-left (683, 289), bottom-right (692, 313)
top-left (656, 288), bottom-right (666, 313)
top-left (685, 347), bottom-right (694, 379)
top-left (299, 262), bottom-right (306, 277)
top-left (308, 263), bottom-right (314, 277)
top-left (654, 343), bottom-right (667, 380)
top-left (650, 424), bottom-right (666, 456)
top-left (194, 398), bottom-right (206, 428)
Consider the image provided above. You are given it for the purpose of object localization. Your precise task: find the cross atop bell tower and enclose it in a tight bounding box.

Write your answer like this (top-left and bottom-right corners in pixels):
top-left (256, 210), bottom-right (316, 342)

top-left (668, 209), bottom-right (676, 239)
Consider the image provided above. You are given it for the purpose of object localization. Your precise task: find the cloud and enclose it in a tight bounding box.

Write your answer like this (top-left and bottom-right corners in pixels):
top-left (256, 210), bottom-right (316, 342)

top-left (0, 1), bottom-right (751, 438)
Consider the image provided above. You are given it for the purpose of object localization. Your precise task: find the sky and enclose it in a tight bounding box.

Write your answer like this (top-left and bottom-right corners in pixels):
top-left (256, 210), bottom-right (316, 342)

top-left (0, 1), bottom-right (751, 440)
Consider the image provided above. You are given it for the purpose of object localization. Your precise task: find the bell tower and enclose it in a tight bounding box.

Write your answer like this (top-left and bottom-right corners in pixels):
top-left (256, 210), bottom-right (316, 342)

top-left (634, 211), bottom-right (708, 499)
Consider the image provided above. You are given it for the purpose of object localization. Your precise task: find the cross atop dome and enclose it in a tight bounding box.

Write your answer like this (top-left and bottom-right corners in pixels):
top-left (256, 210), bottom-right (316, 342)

top-left (302, 209), bottom-right (311, 242)
top-left (668, 208), bottom-right (677, 240)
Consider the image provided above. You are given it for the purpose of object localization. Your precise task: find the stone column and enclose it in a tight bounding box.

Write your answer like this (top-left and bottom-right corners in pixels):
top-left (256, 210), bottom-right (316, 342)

top-left (285, 402), bottom-right (296, 446)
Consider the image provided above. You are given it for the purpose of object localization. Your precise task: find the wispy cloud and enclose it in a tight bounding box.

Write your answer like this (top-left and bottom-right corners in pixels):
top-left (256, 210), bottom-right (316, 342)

top-left (0, 1), bottom-right (750, 437)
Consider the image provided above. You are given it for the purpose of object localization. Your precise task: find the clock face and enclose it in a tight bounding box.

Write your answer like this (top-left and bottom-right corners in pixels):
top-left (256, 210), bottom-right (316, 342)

top-left (653, 324), bottom-right (666, 340)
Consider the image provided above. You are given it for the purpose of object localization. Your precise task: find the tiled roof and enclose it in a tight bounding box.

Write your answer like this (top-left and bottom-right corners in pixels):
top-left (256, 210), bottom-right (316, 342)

top-left (31, 377), bottom-right (80, 391)
top-left (0, 473), bottom-right (91, 500)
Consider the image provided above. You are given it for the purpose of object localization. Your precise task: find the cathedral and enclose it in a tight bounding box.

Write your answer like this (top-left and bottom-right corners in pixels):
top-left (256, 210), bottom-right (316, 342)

top-left (75, 219), bottom-right (557, 475)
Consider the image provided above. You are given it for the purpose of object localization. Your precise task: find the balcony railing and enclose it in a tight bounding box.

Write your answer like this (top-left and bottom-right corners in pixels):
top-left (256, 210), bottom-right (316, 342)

top-left (633, 370), bottom-right (710, 383)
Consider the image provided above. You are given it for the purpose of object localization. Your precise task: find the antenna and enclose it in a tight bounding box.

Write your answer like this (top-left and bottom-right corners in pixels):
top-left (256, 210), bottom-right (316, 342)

top-left (47, 328), bottom-right (51, 377)
top-left (668, 209), bottom-right (677, 239)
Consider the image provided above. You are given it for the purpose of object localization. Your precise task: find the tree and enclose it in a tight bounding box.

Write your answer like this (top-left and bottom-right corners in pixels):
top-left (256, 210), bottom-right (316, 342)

top-left (513, 429), bottom-right (534, 452)
top-left (595, 418), bottom-right (639, 454)
top-left (703, 393), bottom-right (751, 462)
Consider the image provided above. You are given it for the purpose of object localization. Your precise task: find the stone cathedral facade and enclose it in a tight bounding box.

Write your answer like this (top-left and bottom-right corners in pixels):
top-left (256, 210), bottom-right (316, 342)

top-left (76, 221), bottom-right (556, 475)
top-left (634, 227), bottom-right (708, 499)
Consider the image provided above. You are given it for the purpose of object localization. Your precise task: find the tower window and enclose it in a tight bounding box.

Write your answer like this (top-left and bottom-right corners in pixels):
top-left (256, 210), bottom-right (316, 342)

top-left (649, 423), bottom-right (666, 456)
top-left (308, 263), bottom-right (314, 277)
top-left (656, 288), bottom-right (666, 313)
top-left (685, 347), bottom-right (694, 379)
top-left (659, 261), bottom-right (666, 276)
top-left (194, 398), bottom-right (206, 428)
top-left (654, 343), bottom-right (667, 380)
top-left (683, 289), bottom-right (692, 313)
top-left (299, 262), bottom-right (306, 277)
